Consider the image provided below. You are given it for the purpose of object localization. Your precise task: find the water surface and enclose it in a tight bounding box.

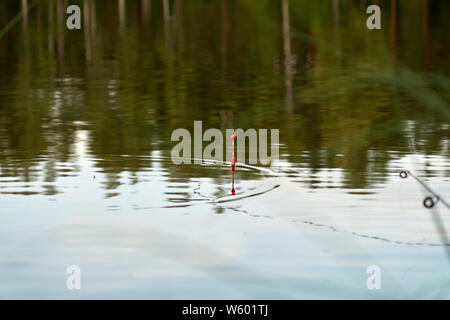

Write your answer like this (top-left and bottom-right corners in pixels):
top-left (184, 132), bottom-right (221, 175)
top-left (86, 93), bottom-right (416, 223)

top-left (0, 0), bottom-right (449, 299)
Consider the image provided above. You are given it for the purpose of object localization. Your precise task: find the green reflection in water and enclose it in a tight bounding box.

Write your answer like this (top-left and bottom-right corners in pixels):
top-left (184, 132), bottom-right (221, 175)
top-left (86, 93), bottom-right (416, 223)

top-left (0, 0), bottom-right (449, 195)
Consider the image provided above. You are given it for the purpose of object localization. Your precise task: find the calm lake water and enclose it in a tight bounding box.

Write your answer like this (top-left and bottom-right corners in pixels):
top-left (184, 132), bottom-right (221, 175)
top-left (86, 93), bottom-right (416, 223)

top-left (0, 0), bottom-right (449, 299)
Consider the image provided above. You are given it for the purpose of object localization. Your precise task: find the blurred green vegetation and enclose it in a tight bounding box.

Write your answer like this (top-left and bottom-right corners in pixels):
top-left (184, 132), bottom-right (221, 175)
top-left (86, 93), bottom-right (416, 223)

top-left (0, 0), bottom-right (449, 191)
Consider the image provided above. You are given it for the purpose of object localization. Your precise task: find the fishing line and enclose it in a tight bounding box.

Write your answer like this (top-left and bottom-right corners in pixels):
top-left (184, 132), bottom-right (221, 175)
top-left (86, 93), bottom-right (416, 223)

top-left (132, 154), bottom-right (450, 247)
top-left (294, 218), bottom-right (450, 247)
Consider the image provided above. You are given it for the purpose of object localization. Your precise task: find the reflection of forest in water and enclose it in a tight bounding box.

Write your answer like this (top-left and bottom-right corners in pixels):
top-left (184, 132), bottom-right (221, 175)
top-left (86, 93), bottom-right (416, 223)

top-left (0, 0), bottom-right (449, 194)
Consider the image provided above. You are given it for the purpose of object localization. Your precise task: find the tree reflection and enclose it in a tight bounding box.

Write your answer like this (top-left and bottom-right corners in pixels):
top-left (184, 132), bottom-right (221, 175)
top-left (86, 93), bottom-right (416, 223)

top-left (0, 0), bottom-right (448, 196)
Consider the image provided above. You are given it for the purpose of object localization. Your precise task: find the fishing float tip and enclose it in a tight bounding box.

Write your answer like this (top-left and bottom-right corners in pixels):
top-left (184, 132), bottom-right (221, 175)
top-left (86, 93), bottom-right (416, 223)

top-left (231, 135), bottom-right (236, 195)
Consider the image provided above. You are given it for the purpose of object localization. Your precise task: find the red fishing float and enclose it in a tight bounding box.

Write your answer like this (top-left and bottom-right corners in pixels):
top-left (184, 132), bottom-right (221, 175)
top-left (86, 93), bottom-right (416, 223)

top-left (231, 135), bottom-right (236, 195)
